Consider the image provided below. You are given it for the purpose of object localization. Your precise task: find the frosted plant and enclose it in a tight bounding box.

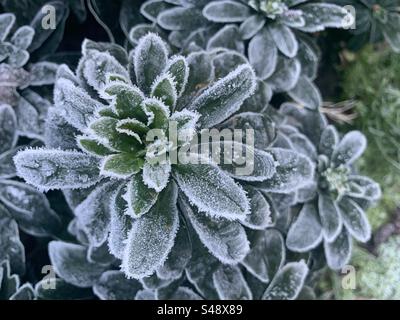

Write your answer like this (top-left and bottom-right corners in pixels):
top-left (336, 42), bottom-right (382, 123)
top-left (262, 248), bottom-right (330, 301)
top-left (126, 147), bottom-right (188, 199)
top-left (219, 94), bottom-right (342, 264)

top-left (0, 13), bottom-right (59, 139)
top-left (277, 104), bottom-right (381, 270)
top-left (133, 228), bottom-right (309, 300)
top-left (14, 33), bottom-right (314, 282)
top-left (333, 0), bottom-right (400, 52)
top-left (0, 260), bottom-right (35, 300)
top-left (0, 104), bottom-right (61, 278)
top-left (140, 0), bottom-right (348, 109)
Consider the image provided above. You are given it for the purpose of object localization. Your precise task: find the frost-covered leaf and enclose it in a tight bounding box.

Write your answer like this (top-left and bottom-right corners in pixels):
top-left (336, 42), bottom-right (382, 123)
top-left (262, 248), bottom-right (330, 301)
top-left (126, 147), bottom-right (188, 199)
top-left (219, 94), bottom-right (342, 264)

top-left (212, 50), bottom-right (248, 79)
top-left (324, 229), bottom-right (352, 270)
top-left (0, 13), bottom-right (15, 42)
top-left (0, 147), bottom-right (20, 179)
top-left (288, 76), bottom-right (322, 109)
top-left (93, 271), bottom-right (141, 300)
top-left (242, 229), bottom-right (285, 283)
top-left (125, 174), bottom-right (158, 218)
top-left (213, 265), bottom-right (252, 300)
top-left (338, 196), bottom-right (370, 242)
top-left (108, 185), bottom-right (132, 259)
top-left (0, 104), bottom-right (17, 154)
top-left (82, 39), bottom-right (129, 67)
top-left (29, 62), bottom-right (58, 86)
top-left (0, 180), bottom-right (61, 237)
top-left (298, 4), bottom-right (349, 32)
top-left (81, 49), bottom-right (129, 93)
top-left (13, 97), bottom-right (41, 139)
top-left (142, 161), bottom-right (171, 193)
top-left (207, 25), bottom-right (244, 54)
top-left (11, 26), bottom-right (34, 50)
top-left (165, 55), bottom-right (189, 97)
top-left (122, 182), bottom-right (179, 279)
top-left (242, 186), bottom-right (272, 230)
top-left (7, 45), bottom-right (29, 68)
top-left (54, 78), bottom-right (104, 131)
top-left (318, 192), bottom-right (342, 242)
top-left (240, 80), bottom-right (272, 113)
top-left (141, 0), bottom-right (170, 23)
top-left (297, 35), bottom-right (319, 80)
top-left (157, 218), bottom-right (192, 280)
top-left (14, 149), bottom-right (101, 191)
top-left (319, 125), bottom-right (338, 159)
top-left (203, 1), bottom-right (251, 22)
top-left (249, 28), bottom-right (278, 80)
top-left (134, 33), bottom-right (168, 94)
top-left (268, 23), bottom-right (298, 58)
top-left (9, 283), bottom-right (35, 300)
top-left (157, 7), bottom-right (207, 31)
top-left (179, 195), bottom-right (249, 264)
top-left (262, 261), bottom-right (308, 300)
top-left (189, 64), bottom-right (256, 128)
top-left (267, 56), bottom-right (300, 92)
top-left (289, 133), bottom-right (317, 160)
top-left (286, 203), bottom-right (323, 252)
top-left (239, 15), bottom-right (265, 40)
top-left (151, 73), bottom-right (177, 108)
top-left (0, 260), bottom-right (19, 299)
top-left (44, 108), bottom-right (79, 150)
top-left (101, 153), bottom-right (144, 179)
top-left (255, 148), bottom-right (314, 193)
top-left (174, 156), bottom-right (250, 220)
top-left (346, 176), bottom-right (381, 201)
top-left (331, 131), bottom-right (366, 167)
top-left (48, 241), bottom-right (107, 288)
top-left (75, 181), bottom-right (117, 246)
top-left (0, 211), bottom-right (25, 275)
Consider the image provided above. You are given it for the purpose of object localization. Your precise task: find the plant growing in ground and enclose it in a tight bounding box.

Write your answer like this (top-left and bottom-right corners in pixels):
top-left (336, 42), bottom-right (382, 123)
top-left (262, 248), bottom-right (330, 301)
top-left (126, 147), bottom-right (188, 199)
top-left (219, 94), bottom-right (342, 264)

top-left (14, 34), bottom-right (314, 283)
top-left (277, 104), bottom-right (381, 269)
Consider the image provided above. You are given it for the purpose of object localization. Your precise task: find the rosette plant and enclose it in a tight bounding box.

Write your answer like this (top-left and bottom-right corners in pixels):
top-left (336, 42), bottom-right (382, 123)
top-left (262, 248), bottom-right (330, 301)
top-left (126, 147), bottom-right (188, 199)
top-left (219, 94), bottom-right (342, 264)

top-left (277, 104), bottom-right (381, 270)
top-left (333, 0), bottom-right (400, 52)
top-left (14, 33), bottom-right (314, 281)
top-left (140, 0), bottom-right (349, 109)
top-left (0, 11), bottom-right (59, 139)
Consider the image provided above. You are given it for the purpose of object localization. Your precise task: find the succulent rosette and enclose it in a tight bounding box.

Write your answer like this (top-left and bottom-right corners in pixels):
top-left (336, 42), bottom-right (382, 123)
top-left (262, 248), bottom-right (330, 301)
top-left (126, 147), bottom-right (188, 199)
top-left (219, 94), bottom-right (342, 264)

top-left (14, 33), bottom-right (314, 282)
top-left (277, 104), bottom-right (381, 269)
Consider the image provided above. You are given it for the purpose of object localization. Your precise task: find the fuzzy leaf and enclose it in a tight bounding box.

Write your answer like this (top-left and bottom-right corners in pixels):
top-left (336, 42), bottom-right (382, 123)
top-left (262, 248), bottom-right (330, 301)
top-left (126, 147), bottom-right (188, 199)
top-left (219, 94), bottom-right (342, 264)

top-left (29, 62), bottom-right (59, 86)
top-left (331, 131), bottom-right (366, 167)
top-left (213, 265), bottom-right (252, 300)
top-left (189, 64), bottom-right (256, 128)
top-left (288, 76), bottom-right (322, 109)
top-left (269, 23), bottom-right (298, 58)
top-left (318, 192), bottom-right (342, 242)
top-left (75, 181), bottom-right (116, 246)
top-left (0, 13), bottom-right (15, 41)
top-left (54, 78), bottom-right (104, 131)
top-left (122, 182), bottom-right (179, 279)
top-left (134, 33), bottom-right (168, 94)
top-left (319, 125), bottom-right (338, 159)
top-left (142, 161), bottom-right (171, 193)
top-left (346, 176), bottom-right (381, 201)
top-left (44, 109), bottom-right (79, 150)
top-left (298, 4), bottom-right (349, 32)
top-left (287, 203), bottom-right (323, 252)
top-left (101, 153), bottom-right (144, 179)
top-left (239, 14), bottom-right (266, 40)
top-left (324, 229), bottom-right (352, 270)
top-left (203, 1), bottom-right (251, 22)
top-left (151, 73), bottom-right (177, 108)
top-left (338, 196), bottom-right (370, 242)
top-left (14, 149), bottom-right (101, 190)
top-left (248, 28), bottom-right (278, 80)
top-left (165, 55), bottom-right (189, 97)
top-left (174, 156), bottom-right (250, 220)
top-left (242, 186), bottom-right (273, 230)
top-left (93, 271), bottom-right (141, 300)
top-left (242, 229), bottom-right (285, 283)
top-left (0, 104), bottom-right (17, 154)
top-left (157, 7), bottom-right (207, 31)
top-left (11, 26), bottom-right (34, 50)
top-left (180, 195), bottom-right (249, 264)
top-left (207, 25), bottom-right (244, 54)
top-left (140, 0), bottom-right (170, 22)
top-left (267, 56), bottom-right (301, 92)
top-left (48, 241), bottom-right (107, 288)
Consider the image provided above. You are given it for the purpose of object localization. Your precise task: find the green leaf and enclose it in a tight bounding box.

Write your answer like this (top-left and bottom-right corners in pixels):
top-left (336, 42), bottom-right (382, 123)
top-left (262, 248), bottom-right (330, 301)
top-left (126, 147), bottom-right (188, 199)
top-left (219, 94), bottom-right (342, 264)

top-left (174, 155), bottom-right (250, 220)
top-left (262, 261), bottom-right (308, 300)
top-left (142, 160), bottom-right (171, 192)
top-left (89, 117), bottom-right (142, 153)
top-left (165, 55), bottom-right (189, 96)
top-left (122, 182), bottom-right (179, 279)
top-left (151, 73), bottom-right (177, 108)
top-left (331, 131), bottom-right (366, 166)
top-left (134, 33), bottom-right (168, 94)
top-left (143, 98), bottom-right (170, 129)
top-left (242, 186), bottom-right (273, 230)
top-left (77, 136), bottom-right (114, 157)
top-left (101, 153), bottom-right (144, 179)
top-left (14, 148), bottom-right (101, 191)
top-left (125, 173), bottom-right (158, 218)
top-left (179, 195), bottom-right (249, 264)
top-left (189, 64), bottom-right (256, 128)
